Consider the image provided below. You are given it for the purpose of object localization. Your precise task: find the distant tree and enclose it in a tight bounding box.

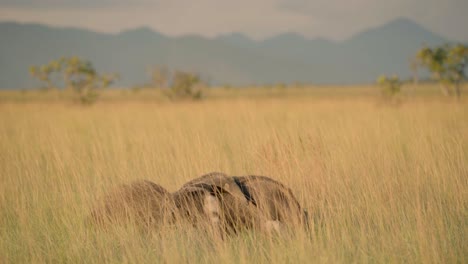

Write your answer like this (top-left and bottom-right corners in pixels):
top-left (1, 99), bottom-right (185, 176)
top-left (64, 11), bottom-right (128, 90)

top-left (29, 56), bottom-right (119, 104)
top-left (29, 60), bottom-right (61, 89)
top-left (416, 44), bottom-right (468, 98)
top-left (169, 71), bottom-right (203, 100)
top-left (148, 66), bottom-right (170, 88)
top-left (377, 75), bottom-right (402, 101)
top-left (59, 57), bottom-right (98, 103)
top-left (29, 65), bottom-right (53, 89)
top-left (60, 57), bottom-right (95, 89)
top-left (99, 73), bottom-right (120, 88)
top-left (446, 44), bottom-right (468, 98)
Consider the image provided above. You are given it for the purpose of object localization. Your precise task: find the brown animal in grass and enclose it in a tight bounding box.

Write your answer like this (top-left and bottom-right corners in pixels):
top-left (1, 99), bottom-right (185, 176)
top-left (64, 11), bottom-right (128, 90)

top-left (176, 173), bottom-right (301, 233)
top-left (87, 175), bottom-right (239, 233)
top-left (181, 172), bottom-right (250, 204)
top-left (173, 173), bottom-right (225, 232)
top-left (88, 174), bottom-right (308, 236)
top-left (176, 172), bottom-right (252, 234)
top-left (233, 175), bottom-right (309, 230)
top-left (171, 185), bottom-right (225, 237)
top-left (88, 180), bottom-right (175, 230)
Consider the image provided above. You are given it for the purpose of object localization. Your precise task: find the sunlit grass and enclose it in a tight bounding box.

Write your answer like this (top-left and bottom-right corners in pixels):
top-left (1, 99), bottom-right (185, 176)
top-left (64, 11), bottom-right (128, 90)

top-left (0, 87), bottom-right (467, 263)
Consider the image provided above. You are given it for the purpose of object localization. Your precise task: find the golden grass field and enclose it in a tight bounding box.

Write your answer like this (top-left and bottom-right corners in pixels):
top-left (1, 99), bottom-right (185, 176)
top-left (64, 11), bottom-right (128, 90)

top-left (0, 85), bottom-right (467, 263)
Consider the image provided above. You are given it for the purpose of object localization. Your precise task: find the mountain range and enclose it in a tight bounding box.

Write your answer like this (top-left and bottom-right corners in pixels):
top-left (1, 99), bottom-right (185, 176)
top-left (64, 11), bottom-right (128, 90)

top-left (0, 18), bottom-right (453, 88)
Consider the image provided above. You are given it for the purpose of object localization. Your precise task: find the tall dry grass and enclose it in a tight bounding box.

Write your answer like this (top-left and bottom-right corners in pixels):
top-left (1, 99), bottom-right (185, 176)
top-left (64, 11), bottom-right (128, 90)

top-left (0, 93), bottom-right (466, 263)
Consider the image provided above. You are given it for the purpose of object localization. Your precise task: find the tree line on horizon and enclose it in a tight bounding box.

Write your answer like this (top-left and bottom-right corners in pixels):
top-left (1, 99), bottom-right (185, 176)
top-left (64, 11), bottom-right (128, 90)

top-left (29, 57), bottom-right (205, 103)
top-left (28, 43), bottom-right (467, 104)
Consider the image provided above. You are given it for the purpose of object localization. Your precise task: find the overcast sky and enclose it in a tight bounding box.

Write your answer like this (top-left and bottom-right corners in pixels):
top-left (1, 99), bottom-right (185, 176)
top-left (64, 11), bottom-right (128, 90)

top-left (0, 0), bottom-right (467, 41)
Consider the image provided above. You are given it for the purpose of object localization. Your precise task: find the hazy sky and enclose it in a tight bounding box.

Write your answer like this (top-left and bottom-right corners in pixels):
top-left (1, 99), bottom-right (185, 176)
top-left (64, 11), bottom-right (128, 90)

top-left (0, 0), bottom-right (467, 41)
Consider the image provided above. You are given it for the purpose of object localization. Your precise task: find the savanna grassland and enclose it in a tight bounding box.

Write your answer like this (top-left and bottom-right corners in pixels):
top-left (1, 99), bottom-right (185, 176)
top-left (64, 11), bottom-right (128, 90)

top-left (0, 85), bottom-right (467, 263)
